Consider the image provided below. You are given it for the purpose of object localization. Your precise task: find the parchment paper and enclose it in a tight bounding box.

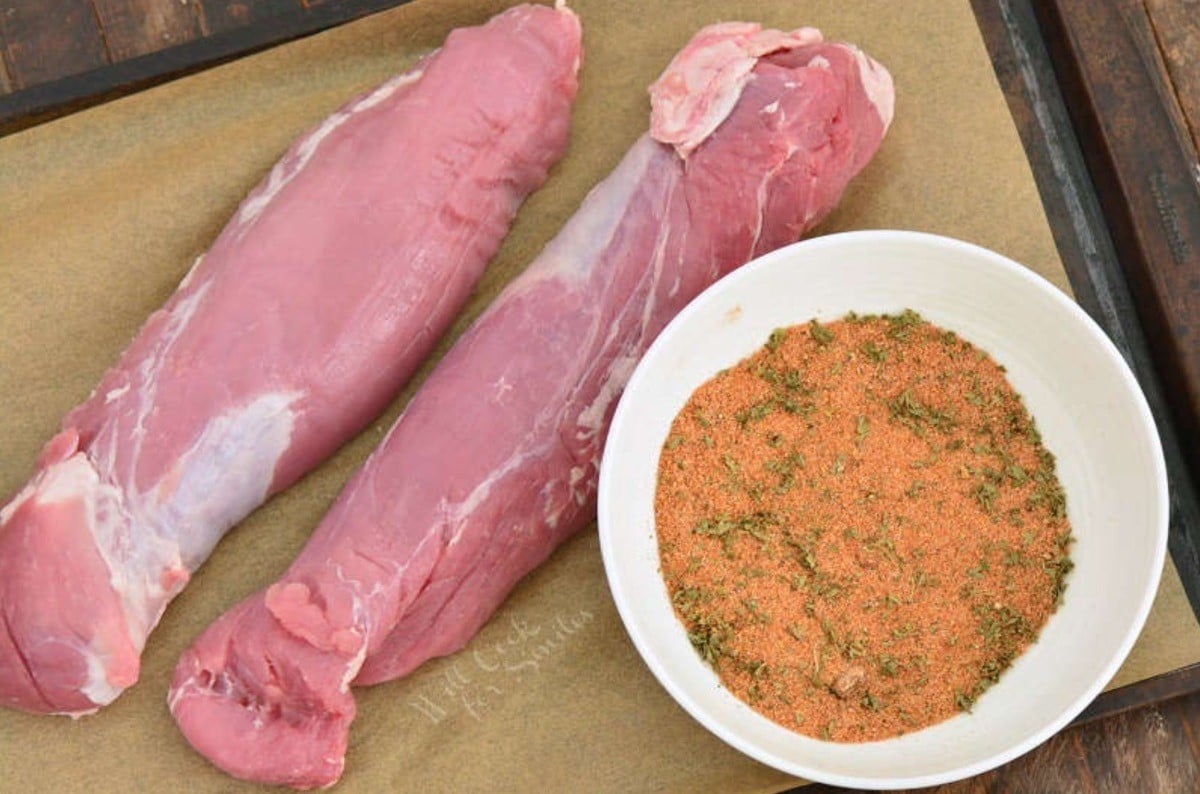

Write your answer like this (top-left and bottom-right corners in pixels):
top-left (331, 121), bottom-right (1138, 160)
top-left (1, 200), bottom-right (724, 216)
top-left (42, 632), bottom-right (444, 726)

top-left (1, 1), bottom-right (1197, 790)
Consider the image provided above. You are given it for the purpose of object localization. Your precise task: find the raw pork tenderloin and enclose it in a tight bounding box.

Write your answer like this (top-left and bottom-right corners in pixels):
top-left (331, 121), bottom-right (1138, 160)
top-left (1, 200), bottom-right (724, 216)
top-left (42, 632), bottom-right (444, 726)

top-left (0, 3), bottom-right (581, 717)
top-left (169, 21), bottom-right (893, 788)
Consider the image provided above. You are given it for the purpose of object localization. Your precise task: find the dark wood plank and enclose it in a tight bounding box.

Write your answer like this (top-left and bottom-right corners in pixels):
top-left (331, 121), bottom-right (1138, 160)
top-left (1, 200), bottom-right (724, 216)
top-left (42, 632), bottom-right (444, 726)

top-left (1036, 0), bottom-right (1200, 490)
top-left (1173, 688), bottom-right (1200, 760)
top-left (0, 39), bottom-right (11, 94)
top-left (1152, 698), bottom-right (1200, 790)
top-left (0, 0), bottom-right (109, 90)
top-left (990, 729), bottom-right (1092, 793)
top-left (1077, 703), bottom-right (1200, 792)
top-left (196, 0), bottom-right (300, 36)
top-left (0, 0), bottom-right (411, 135)
top-left (1143, 0), bottom-right (1200, 156)
top-left (91, 0), bottom-right (205, 61)
top-left (1073, 713), bottom-right (1137, 792)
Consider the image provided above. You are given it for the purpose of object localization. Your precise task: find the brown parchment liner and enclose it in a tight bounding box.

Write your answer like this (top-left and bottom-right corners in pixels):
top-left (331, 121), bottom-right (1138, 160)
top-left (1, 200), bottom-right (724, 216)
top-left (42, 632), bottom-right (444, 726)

top-left (2, 1), bottom-right (1197, 790)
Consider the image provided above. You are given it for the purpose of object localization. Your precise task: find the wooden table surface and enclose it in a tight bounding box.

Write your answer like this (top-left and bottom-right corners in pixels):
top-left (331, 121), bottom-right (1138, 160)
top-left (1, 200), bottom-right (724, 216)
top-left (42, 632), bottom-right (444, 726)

top-left (2, 1), bottom-right (1199, 792)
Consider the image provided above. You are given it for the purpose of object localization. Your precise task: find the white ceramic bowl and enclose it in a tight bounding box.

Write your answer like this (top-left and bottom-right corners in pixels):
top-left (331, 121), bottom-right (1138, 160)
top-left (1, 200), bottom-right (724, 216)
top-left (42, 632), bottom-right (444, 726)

top-left (597, 230), bottom-right (1167, 789)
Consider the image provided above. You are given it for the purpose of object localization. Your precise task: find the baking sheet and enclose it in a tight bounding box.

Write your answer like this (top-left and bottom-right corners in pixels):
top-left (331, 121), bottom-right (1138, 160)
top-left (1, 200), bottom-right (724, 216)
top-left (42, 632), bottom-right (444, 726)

top-left (2, 0), bottom-right (1198, 790)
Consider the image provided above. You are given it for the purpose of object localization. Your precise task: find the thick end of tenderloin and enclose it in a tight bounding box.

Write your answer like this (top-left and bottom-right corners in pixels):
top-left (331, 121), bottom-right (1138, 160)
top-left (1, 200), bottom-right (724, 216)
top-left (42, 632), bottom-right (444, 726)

top-left (169, 592), bottom-right (357, 789)
top-left (649, 21), bottom-right (892, 158)
top-left (648, 21), bottom-right (822, 156)
top-left (0, 431), bottom-right (141, 715)
top-left (666, 31), bottom-right (894, 257)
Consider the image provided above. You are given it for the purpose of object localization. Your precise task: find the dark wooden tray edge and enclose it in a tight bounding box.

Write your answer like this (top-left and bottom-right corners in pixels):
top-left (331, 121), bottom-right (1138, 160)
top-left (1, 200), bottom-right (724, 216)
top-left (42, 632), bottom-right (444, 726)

top-left (1030, 1), bottom-right (1200, 647)
top-left (972, 0), bottom-right (1200, 615)
top-left (970, 0), bottom-right (1200, 734)
top-left (0, 0), bottom-right (414, 137)
top-left (1076, 662), bottom-right (1200, 726)
top-left (1035, 0), bottom-right (1200, 495)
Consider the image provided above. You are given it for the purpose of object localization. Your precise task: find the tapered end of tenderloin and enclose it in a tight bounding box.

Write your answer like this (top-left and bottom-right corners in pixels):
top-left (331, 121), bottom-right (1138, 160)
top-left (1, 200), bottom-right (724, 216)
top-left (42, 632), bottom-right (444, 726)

top-left (168, 595), bottom-right (357, 790)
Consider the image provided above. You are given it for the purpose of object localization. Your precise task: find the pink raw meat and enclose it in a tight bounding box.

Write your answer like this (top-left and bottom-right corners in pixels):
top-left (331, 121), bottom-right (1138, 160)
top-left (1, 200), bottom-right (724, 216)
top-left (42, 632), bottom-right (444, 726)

top-left (0, 2), bottom-right (581, 717)
top-left (169, 21), bottom-right (892, 789)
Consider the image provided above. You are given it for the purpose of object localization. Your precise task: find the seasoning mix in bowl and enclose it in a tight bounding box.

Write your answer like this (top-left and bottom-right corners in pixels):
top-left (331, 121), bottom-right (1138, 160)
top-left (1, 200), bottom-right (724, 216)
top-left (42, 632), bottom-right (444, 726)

top-left (655, 311), bottom-right (1073, 742)
top-left (598, 230), bottom-right (1167, 789)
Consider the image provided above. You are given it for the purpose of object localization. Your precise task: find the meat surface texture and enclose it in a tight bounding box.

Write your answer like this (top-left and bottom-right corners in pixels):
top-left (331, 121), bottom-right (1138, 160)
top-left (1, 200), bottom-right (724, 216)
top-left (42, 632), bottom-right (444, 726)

top-left (169, 20), bottom-right (893, 789)
top-left (0, 3), bottom-right (581, 718)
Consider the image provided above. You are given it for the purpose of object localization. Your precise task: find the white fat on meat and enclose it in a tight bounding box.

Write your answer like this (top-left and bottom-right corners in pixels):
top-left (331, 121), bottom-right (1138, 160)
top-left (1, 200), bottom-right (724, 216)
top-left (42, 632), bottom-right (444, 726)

top-left (146, 392), bottom-right (299, 569)
top-left (80, 638), bottom-right (125, 710)
top-left (851, 46), bottom-right (896, 129)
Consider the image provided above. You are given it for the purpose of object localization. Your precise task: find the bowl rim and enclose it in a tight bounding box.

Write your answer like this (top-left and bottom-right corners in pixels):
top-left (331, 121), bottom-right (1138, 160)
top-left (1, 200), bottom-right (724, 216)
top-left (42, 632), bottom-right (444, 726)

top-left (596, 229), bottom-right (1169, 789)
